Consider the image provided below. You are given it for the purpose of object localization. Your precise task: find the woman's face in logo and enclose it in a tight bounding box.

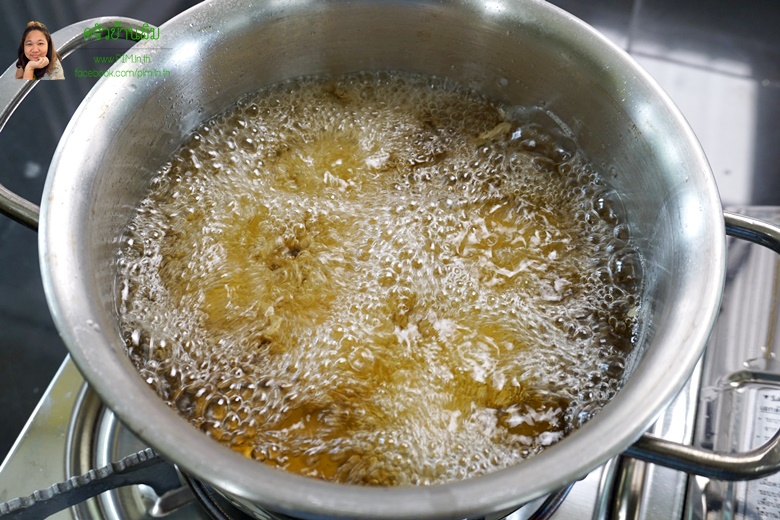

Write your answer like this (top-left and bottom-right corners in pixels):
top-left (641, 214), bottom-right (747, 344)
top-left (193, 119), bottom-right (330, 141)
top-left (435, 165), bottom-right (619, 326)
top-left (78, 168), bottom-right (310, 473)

top-left (24, 30), bottom-right (48, 62)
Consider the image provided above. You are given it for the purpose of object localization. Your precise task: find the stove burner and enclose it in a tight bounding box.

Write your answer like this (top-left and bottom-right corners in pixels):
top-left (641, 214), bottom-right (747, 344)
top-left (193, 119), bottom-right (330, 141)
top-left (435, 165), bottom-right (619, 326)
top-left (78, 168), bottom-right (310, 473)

top-left (183, 476), bottom-right (288, 520)
top-left (183, 474), bottom-right (573, 520)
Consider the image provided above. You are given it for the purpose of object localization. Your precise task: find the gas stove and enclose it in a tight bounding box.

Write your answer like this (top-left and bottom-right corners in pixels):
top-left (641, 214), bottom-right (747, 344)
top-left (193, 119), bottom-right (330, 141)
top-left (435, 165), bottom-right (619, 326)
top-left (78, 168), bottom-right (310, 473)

top-left (2, 207), bottom-right (778, 519)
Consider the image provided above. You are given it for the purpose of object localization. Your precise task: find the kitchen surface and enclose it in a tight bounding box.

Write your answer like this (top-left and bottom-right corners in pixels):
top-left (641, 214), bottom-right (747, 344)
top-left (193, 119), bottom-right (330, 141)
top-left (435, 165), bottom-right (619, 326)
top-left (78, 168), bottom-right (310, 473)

top-left (0, 0), bottom-right (779, 515)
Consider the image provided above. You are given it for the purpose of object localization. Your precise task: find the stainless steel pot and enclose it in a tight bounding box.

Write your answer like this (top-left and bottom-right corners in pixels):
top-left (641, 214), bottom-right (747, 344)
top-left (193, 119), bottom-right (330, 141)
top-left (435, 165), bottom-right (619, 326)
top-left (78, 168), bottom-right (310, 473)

top-left (3, 1), bottom-right (780, 519)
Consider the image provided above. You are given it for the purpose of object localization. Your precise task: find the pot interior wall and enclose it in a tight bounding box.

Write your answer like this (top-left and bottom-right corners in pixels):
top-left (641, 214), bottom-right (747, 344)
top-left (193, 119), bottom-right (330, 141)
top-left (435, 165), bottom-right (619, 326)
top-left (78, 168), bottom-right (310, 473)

top-left (42, 0), bottom-right (723, 518)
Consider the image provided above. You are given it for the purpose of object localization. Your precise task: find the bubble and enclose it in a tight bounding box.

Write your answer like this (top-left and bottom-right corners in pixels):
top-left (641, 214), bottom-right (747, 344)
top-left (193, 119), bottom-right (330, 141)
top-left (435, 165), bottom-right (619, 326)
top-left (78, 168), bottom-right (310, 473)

top-left (608, 250), bottom-right (643, 290)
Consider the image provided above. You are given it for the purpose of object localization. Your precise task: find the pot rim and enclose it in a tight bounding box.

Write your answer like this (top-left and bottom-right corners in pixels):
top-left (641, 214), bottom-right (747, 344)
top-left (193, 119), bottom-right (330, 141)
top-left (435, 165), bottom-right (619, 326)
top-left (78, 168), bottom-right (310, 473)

top-left (38, 0), bottom-right (724, 518)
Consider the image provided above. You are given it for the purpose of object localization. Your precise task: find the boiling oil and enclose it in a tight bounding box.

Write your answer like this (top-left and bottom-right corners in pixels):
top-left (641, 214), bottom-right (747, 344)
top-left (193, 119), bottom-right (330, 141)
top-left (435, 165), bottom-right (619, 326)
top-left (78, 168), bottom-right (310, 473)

top-left (116, 72), bottom-right (642, 486)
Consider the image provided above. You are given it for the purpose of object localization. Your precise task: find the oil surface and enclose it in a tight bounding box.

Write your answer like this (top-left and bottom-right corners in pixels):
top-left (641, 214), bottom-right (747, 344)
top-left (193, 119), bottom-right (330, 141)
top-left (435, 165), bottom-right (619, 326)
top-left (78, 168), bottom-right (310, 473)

top-left (116, 72), bottom-right (642, 486)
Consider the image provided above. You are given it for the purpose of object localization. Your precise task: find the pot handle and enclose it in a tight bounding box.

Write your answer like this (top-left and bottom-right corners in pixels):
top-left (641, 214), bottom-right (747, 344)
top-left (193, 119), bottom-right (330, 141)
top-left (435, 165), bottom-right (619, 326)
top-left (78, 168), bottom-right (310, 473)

top-left (0, 17), bottom-right (151, 231)
top-left (625, 210), bottom-right (780, 480)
